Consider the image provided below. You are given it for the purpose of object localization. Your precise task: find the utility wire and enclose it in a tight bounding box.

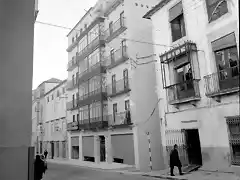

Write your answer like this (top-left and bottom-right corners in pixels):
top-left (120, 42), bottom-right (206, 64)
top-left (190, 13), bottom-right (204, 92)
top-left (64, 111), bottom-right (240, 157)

top-left (35, 20), bottom-right (174, 48)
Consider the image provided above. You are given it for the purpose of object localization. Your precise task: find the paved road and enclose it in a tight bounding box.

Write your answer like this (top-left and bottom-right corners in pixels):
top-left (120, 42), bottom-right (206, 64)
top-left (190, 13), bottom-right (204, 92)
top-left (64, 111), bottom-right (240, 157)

top-left (43, 163), bottom-right (162, 180)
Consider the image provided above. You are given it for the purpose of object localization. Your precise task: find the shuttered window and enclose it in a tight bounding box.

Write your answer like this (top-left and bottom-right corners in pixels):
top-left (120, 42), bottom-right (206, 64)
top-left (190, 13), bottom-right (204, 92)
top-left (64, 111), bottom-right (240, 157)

top-left (206, 0), bottom-right (228, 22)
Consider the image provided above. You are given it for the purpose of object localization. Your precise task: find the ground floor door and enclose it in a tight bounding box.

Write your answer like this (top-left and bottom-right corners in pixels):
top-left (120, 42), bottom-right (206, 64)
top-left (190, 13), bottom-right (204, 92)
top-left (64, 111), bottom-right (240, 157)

top-left (185, 129), bottom-right (202, 165)
top-left (62, 141), bottom-right (66, 158)
top-left (99, 136), bottom-right (106, 162)
top-left (51, 142), bottom-right (54, 159)
top-left (82, 136), bottom-right (94, 162)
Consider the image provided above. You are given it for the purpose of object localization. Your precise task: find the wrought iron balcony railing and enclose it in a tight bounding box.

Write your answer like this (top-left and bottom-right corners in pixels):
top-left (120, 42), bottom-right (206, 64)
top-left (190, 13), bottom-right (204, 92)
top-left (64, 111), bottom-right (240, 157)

top-left (67, 56), bottom-right (78, 71)
top-left (107, 78), bottom-right (131, 97)
top-left (204, 67), bottom-right (239, 97)
top-left (77, 35), bottom-right (105, 62)
top-left (109, 110), bottom-right (132, 127)
top-left (78, 61), bottom-right (107, 84)
top-left (105, 17), bottom-right (127, 42)
top-left (106, 46), bottom-right (128, 69)
top-left (78, 115), bottom-right (110, 130)
top-left (66, 17), bottom-right (105, 52)
top-left (166, 79), bottom-right (201, 105)
top-left (67, 121), bottom-right (79, 131)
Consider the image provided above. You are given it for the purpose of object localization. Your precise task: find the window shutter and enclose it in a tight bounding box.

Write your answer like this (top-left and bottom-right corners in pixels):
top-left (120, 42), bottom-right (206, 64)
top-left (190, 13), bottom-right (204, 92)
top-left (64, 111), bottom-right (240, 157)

top-left (169, 1), bottom-right (183, 22)
top-left (212, 33), bottom-right (236, 52)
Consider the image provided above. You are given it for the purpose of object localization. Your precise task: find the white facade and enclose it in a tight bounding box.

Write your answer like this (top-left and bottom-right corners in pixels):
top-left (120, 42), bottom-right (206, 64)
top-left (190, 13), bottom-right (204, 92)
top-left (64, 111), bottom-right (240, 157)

top-left (146, 0), bottom-right (239, 173)
top-left (66, 0), bottom-right (165, 171)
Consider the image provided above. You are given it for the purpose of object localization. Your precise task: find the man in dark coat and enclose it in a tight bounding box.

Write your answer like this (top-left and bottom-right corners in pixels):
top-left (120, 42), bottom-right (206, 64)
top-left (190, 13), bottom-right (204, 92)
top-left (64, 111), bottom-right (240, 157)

top-left (170, 144), bottom-right (183, 176)
top-left (34, 155), bottom-right (45, 180)
top-left (44, 149), bottom-right (48, 159)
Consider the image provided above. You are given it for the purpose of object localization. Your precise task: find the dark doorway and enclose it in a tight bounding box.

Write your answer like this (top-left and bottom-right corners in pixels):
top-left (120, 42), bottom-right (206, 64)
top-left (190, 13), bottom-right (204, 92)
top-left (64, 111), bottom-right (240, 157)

top-left (99, 136), bottom-right (106, 162)
top-left (185, 129), bottom-right (202, 165)
top-left (51, 141), bottom-right (54, 159)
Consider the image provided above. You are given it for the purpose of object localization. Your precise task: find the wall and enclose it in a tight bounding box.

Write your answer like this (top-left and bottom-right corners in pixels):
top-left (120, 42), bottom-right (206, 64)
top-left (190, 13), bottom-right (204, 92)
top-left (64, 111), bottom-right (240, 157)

top-left (0, 0), bottom-right (35, 179)
top-left (151, 0), bottom-right (239, 171)
top-left (124, 0), bottom-right (165, 171)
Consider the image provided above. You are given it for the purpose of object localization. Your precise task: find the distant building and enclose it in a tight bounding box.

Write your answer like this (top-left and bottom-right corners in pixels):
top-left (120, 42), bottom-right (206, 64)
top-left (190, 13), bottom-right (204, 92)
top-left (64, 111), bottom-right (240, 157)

top-left (32, 78), bottom-right (62, 154)
top-left (43, 80), bottom-right (68, 159)
top-left (66, 0), bottom-right (165, 171)
top-left (144, 0), bottom-right (239, 173)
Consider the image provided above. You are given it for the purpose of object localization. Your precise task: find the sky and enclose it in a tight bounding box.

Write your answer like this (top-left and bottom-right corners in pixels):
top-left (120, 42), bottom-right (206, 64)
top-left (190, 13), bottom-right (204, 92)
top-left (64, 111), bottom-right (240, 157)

top-left (33, 0), bottom-right (97, 89)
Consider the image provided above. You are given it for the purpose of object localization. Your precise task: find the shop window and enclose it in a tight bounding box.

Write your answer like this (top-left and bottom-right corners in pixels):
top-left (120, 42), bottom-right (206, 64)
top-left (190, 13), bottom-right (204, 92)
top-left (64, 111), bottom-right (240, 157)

top-left (169, 1), bottom-right (186, 42)
top-left (206, 0), bottom-right (228, 22)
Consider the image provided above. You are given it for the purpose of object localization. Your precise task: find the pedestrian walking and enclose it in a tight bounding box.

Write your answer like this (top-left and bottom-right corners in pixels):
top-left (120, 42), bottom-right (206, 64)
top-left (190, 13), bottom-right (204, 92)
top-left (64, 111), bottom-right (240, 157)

top-left (34, 155), bottom-right (45, 180)
top-left (44, 149), bottom-right (48, 159)
top-left (170, 144), bottom-right (183, 176)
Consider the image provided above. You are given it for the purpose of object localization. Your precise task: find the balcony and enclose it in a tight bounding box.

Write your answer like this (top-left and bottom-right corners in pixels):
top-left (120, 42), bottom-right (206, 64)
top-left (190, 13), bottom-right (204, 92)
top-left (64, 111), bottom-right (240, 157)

top-left (66, 100), bottom-right (78, 111)
top-left (67, 56), bottom-right (78, 71)
top-left (106, 46), bottom-right (129, 69)
top-left (78, 116), bottom-right (110, 130)
top-left (109, 111), bottom-right (132, 128)
top-left (204, 67), bottom-right (239, 97)
top-left (67, 17), bottom-right (105, 52)
top-left (66, 79), bottom-right (78, 91)
top-left (67, 121), bottom-right (79, 131)
top-left (78, 88), bottom-right (107, 107)
top-left (107, 78), bottom-right (131, 98)
top-left (78, 61), bottom-right (107, 84)
top-left (166, 79), bottom-right (201, 105)
top-left (105, 17), bottom-right (127, 43)
top-left (77, 35), bottom-right (105, 62)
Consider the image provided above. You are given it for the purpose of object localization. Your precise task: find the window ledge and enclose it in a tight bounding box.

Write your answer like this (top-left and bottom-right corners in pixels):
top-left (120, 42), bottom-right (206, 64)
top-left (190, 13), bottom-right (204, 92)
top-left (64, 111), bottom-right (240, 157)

top-left (169, 96), bottom-right (201, 105)
top-left (206, 87), bottom-right (239, 98)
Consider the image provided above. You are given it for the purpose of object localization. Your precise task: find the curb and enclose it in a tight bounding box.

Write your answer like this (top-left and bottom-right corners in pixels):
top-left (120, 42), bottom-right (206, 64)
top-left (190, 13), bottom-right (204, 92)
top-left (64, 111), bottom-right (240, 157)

top-left (142, 174), bottom-right (188, 180)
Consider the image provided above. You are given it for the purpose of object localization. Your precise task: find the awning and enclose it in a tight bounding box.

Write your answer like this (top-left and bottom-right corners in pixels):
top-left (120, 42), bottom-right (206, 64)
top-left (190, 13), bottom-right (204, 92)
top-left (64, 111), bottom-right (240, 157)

top-left (211, 32), bottom-right (236, 51)
top-left (82, 136), bottom-right (94, 157)
top-left (169, 1), bottom-right (183, 22)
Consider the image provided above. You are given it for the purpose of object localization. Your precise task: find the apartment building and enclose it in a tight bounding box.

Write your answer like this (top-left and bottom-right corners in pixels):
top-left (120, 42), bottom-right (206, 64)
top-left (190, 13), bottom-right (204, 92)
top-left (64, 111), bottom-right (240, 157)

top-left (32, 78), bottom-right (62, 154)
top-left (66, 0), bottom-right (165, 171)
top-left (144, 0), bottom-right (239, 173)
top-left (43, 80), bottom-right (68, 160)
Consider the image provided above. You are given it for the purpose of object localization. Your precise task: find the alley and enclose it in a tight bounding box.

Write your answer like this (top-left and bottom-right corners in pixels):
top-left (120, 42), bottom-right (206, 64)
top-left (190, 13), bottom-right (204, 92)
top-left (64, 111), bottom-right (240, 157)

top-left (43, 163), bottom-right (163, 180)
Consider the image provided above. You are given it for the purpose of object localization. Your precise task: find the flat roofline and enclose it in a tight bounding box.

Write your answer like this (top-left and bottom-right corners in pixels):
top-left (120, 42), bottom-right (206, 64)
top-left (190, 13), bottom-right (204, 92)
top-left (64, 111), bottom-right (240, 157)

top-left (66, 7), bottom-right (93, 37)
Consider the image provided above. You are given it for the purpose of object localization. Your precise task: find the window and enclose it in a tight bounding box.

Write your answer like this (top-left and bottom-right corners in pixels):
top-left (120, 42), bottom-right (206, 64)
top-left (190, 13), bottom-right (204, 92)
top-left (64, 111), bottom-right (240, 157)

top-left (226, 116), bottom-right (240, 165)
top-left (169, 2), bottom-right (186, 42)
top-left (72, 37), bottom-right (74, 43)
top-left (77, 114), bottom-right (79, 122)
top-left (80, 28), bottom-right (83, 34)
top-left (72, 94), bottom-right (75, 107)
top-left (212, 33), bottom-right (239, 89)
top-left (110, 49), bottom-right (115, 62)
top-left (84, 24), bottom-right (87, 30)
top-left (57, 90), bottom-right (60, 97)
top-left (52, 94), bottom-right (54, 100)
top-left (206, 0), bottom-right (228, 22)
top-left (72, 75), bottom-right (75, 85)
top-left (113, 103), bottom-right (117, 122)
top-left (73, 115), bottom-right (75, 122)
top-left (62, 87), bottom-right (65, 94)
top-left (47, 97), bottom-right (49, 102)
top-left (123, 69), bottom-right (129, 89)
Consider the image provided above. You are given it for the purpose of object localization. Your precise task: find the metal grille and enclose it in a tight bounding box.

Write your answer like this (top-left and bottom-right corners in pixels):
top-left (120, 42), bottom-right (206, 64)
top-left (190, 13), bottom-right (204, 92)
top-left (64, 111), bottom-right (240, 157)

top-left (165, 129), bottom-right (188, 166)
top-left (226, 116), bottom-right (240, 166)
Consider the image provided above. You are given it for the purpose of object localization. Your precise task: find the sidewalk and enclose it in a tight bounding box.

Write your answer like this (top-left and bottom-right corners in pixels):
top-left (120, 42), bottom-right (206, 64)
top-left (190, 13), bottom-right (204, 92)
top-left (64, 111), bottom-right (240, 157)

top-left (47, 159), bottom-right (240, 180)
top-left (115, 169), bottom-right (240, 180)
top-left (47, 158), bottom-right (135, 170)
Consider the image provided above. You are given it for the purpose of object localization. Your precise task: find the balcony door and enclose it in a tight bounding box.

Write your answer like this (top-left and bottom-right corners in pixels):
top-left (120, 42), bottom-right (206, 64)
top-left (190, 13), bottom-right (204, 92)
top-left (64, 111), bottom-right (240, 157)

top-left (123, 69), bottom-right (129, 89)
top-left (215, 46), bottom-right (239, 90)
top-left (109, 21), bottom-right (113, 35)
top-left (72, 94), bottom-right (75, 108)
top-left (113, 103), bottom-right (117, 123)
top-left (112, 75), bottom-right (116, 94)
top-left (121, 40), bottom-right (126, 56)
top-left (110, 49), bottom-right (115, 63)
top-left (120, 11), bottom-right (124, 27)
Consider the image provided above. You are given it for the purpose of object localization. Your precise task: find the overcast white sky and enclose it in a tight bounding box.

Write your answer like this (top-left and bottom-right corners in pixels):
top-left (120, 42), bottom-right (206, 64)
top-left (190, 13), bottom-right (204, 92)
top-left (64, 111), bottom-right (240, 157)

top-left (33, 0), bottom-right (97, 89)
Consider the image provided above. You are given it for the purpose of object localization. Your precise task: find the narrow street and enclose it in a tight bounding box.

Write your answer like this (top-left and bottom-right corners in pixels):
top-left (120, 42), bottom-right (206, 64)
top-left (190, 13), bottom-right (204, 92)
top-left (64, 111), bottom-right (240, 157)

top-left (43, 163), bottom-right (163, 180)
